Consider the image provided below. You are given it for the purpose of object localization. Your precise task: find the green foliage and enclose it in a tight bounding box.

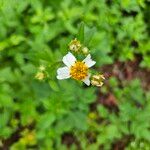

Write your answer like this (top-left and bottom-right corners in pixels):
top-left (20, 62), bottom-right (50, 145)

top-left (126, 139), bottom-right (150, 150)
top-left (0, 0), bottom-right (150, 149)
top-left (79, 79), bottom-right (150, 150)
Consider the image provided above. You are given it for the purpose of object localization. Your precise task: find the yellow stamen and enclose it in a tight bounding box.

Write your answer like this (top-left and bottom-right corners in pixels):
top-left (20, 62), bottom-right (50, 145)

top-left (70, 61), bottom-right (88, 80)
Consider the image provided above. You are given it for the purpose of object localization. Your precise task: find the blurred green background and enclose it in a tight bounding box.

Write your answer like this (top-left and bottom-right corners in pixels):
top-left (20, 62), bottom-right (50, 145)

top-left (0, 0), bottom-right (150, 149)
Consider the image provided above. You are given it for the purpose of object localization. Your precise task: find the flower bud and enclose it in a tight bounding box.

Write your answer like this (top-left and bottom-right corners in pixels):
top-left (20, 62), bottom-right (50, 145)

top-left (69, 38), bottom-right (81, 52)
top-left (39, 65), bottom-right (46, 71)
top-left (35, 72), bottom-right (45, 81)
top-left (91, 74), bottom-right (105, 87)
top-left (82, 47), bottom-right (89, 54)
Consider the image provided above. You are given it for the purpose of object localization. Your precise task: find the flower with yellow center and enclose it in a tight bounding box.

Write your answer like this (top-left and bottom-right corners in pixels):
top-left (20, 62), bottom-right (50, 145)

top-left (57, 52), bottom-right (96, 86)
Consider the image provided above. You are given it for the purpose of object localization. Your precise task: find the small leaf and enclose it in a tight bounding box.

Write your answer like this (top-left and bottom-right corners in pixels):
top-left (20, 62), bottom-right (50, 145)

top-left (84, 27), bottom-right (96, 46)
top-left (77, 22), bottom-right (85, 43)
top-left (97, 105), bottom-right (109, 118)
top-left (37, 113), bottom-right (56, 130)
top-left (49, 80), bottom-right (59, 91)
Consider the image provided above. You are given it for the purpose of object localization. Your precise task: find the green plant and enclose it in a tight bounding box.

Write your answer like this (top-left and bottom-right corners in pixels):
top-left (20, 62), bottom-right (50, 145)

top-left (0, 0), bottom-right (150, 149)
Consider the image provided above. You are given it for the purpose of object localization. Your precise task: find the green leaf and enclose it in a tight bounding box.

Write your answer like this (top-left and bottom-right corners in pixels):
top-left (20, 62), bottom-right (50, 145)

top-left (84, 27), bottom-right (96, 46)
top-left (37, 113), bottom-right (56, 130)
top-left (77, 22), bottom-right (85, 43)
top-left (49, 80), bottom-right (59, 91)
top-left (97, 105), bottom-right (109, 118)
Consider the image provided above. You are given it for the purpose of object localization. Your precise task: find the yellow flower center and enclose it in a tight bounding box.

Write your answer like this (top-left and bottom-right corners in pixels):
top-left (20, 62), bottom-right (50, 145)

top-left (70, 61), bottom-right (88, 80)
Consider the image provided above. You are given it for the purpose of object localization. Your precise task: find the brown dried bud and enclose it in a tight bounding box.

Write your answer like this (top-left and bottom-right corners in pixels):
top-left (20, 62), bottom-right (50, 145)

top-left (91, 74), bottom-right (105, 87)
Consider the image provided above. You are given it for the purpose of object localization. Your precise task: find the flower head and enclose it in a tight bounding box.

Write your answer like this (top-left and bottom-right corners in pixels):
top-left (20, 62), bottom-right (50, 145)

top-left (69, 38), bottom-right (81, 52)
top-left (57, 52), bottom-right (96, 86)
top-left (91, 74), bottom-right (105, 87)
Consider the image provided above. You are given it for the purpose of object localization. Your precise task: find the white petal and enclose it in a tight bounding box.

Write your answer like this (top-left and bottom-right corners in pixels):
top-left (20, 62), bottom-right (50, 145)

top-left (62, 52), bottom-right (76, 67)
top-left (83, 54), bottom-right (96, 68)
top-left (57, 67), bottom-right (69, 75)
top-left (57, 75), bottom-right (70, 80)
top-left (56, 67), bottom-right (70, 80)
top-left (82, 74), bottom-right (91, 86)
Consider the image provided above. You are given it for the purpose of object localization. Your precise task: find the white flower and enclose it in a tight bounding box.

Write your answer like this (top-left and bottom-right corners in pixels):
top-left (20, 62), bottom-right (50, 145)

top-left (57, 52), bottom-right (96, 86)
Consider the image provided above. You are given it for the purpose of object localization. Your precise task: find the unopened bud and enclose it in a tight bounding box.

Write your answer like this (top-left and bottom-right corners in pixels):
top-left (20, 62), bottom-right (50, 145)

top-left (39, 65), bottom-right (46, 71)
top-left (82, 47), bottom-right (89, 54)
top-left (35, 72), bottom-right (45, 81)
